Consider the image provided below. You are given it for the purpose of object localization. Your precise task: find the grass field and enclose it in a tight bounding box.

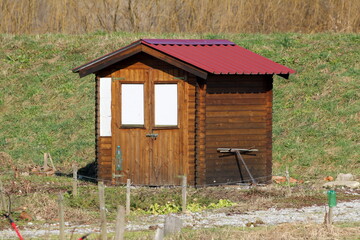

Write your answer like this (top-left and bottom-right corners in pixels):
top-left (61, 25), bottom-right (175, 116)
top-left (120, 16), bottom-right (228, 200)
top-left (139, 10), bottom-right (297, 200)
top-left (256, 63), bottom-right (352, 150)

top-left (1, 32), bottom-right (359, 180)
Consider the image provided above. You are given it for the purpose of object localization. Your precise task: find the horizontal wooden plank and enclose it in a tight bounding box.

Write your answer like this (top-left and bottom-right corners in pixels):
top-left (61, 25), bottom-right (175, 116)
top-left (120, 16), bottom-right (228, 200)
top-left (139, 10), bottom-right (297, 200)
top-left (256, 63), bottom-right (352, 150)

top-left (206, 116), bottom-right (269, 123)
top-left (206, 142), bottom-right (268, 149)
top-left (98, 150), bottom-right (111, 156)
top-left (206, 105), bottom-right (267, 111)
top-left (207, 89), bottom-right (269, 95)
top-left (98, 137), bottom-right (112, 143)
top-left (206, 122), bottom-right (267, 130)
top-left (99, 143), bottom-right (112, 150)
top-left (206, 134), bottom-right (268, 141)
top-left (206, 128), bottom-right (267, 136)
top-left (207, 93), bottom-right (268, 99)
top-left (206, 111), bottom-right (267, 117)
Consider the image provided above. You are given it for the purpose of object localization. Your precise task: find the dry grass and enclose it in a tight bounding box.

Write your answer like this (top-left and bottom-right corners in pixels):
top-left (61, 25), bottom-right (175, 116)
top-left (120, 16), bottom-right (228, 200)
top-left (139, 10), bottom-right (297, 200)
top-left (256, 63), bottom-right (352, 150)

top-left (168, 223), bottom-right (360, 240)
top-left (0, 0), bottom-right (359, 34)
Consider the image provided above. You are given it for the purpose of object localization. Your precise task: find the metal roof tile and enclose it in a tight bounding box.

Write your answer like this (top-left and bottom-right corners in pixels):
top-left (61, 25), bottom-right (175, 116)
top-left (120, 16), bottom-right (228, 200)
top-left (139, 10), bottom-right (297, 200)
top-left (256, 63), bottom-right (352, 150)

top-left (142, 40), bottom-right (295, 75)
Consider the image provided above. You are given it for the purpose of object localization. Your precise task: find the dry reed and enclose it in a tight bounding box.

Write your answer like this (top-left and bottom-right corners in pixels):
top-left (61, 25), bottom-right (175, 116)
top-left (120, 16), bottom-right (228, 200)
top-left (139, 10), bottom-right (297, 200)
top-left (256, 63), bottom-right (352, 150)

top-left (0, 0), bottom-right (359, 34)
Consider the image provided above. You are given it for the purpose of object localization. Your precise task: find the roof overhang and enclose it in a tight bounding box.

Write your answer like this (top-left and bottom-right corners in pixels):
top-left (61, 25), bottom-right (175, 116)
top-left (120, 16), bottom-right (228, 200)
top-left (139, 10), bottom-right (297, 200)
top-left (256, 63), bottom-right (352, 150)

top-left (72, 41), bottom-right (208, 79)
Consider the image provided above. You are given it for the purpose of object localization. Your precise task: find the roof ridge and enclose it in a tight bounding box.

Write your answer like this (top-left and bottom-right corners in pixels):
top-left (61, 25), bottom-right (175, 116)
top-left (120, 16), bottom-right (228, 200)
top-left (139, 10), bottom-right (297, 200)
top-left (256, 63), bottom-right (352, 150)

top-left (141, 39), bottom-right (235, 46)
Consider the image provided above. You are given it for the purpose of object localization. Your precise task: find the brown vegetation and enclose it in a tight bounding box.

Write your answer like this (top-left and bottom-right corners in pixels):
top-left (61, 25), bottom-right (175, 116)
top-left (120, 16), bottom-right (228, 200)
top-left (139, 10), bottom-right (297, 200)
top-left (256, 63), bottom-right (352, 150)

top-left (1, 0), bottom-right (359, 34)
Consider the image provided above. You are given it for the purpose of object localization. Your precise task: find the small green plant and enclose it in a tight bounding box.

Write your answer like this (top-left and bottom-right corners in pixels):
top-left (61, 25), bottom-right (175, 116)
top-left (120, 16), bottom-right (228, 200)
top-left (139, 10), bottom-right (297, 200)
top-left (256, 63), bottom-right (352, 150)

top-left (208, 199), bottom-right (236, 209)
top-left (187, 202), bottom-right (206, 212)
top-left (143, 202), bottom-right (181, 215)
top-left (136, 199), bottom-right (236, 215)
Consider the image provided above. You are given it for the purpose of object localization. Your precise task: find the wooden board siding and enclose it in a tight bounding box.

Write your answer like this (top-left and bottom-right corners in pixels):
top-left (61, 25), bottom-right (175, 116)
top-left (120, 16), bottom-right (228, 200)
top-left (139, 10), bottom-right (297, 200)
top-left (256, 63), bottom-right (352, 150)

top-left (98, 137), bottom-right (112, 180)
top-left (204, 75), bottom-right (273, 184)
top-left (186, 75), bottom-right (197, 186)
top-left (195, 79), bottom-right (206, 186)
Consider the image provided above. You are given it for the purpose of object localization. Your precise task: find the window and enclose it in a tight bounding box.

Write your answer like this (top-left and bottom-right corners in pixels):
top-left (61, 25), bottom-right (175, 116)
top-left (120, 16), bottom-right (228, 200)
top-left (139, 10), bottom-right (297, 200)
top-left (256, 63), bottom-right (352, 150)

top-left (154, 84), bottom-right (178, 126)
top-left (121, 84), bottom-right (144, 126)
top-left (99, 78), bottom-right (112, 136)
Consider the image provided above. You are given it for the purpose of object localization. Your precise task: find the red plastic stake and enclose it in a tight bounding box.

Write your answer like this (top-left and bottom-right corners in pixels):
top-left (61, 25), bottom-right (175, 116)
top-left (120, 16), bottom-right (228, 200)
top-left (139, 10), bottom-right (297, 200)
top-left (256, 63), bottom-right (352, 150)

top-left (78, 233), bottom-right (91, 240)
top-left (4, 215), bottom-right (24, 240)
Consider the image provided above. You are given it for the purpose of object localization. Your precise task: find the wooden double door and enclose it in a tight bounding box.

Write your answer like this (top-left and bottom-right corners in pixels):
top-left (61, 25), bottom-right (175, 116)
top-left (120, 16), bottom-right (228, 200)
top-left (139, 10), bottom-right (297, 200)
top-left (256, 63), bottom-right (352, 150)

top-left (111, 68), bottom-right (187, 185)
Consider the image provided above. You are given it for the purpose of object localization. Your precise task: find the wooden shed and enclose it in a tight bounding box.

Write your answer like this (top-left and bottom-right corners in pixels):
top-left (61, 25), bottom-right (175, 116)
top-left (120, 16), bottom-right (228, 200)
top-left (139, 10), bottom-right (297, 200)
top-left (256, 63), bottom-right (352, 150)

top-left (72, 39), bottom-right (295, 186)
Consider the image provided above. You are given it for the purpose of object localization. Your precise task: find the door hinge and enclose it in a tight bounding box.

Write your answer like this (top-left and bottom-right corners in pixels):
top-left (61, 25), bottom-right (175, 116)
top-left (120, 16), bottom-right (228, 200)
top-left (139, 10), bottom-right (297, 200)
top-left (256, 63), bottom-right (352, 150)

top-left (146, 133), bottom-right (158, 138)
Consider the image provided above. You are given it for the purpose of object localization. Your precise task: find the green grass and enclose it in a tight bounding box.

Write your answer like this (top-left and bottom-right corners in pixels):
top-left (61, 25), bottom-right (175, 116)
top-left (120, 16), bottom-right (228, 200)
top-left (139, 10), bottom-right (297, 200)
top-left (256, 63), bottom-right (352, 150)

top-left (0, 32), bottom-right (359, 179)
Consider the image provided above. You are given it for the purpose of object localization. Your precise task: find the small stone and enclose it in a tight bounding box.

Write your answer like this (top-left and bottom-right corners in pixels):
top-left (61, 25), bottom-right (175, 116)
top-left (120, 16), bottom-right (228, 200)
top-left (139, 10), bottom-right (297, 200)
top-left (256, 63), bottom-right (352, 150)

top-left (164, 215), bottom-right (183, 236)
top-left (336, 173), bottom-right (355, 181)
top-left (323, 181), bottom-right (360, 189)
top-left (20, 172), bottom-right (30, 176)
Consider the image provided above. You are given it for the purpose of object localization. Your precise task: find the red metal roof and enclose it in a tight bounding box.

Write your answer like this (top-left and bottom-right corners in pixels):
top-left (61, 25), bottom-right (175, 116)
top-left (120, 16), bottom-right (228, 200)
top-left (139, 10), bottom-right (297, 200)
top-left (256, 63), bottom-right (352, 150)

top-left (141, 39), bottom-right (295, 75)
top-left (73, 39), bottom-right (295, 78)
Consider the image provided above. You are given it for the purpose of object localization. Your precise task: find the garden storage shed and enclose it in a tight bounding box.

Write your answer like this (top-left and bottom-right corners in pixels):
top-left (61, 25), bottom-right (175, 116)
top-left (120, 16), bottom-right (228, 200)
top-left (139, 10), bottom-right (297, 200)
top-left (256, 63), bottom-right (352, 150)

top-left (72, 39), bottom-right (295, 186)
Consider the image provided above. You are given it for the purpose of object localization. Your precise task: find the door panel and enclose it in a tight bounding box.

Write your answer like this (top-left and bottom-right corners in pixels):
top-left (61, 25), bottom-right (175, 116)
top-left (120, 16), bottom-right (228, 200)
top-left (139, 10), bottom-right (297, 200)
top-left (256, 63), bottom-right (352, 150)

top-left (112, 69), bottom-right (150, 184)
top-left (112, 68), bottom-right (185, 185)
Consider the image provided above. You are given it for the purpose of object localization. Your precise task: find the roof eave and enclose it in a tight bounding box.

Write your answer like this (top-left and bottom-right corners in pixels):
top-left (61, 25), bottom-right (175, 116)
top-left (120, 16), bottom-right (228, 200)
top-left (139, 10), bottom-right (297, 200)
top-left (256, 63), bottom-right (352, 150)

top-left (72, 41), bottom-right (208, 79)
top-left (72, 40), bottom-right (142, 77)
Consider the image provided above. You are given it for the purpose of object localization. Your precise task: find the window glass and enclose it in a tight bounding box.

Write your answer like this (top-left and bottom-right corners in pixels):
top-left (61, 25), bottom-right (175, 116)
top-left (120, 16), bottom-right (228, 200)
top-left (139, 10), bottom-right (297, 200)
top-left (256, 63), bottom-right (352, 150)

top-left (155, 84), bottom-right (178, 126)
top-left (121, 84), bottom-right (144, 125)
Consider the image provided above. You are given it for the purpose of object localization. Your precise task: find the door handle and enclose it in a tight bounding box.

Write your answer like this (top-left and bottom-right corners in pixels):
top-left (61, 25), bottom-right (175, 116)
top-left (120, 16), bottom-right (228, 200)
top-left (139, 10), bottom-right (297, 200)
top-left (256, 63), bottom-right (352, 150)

top-left (146, 133), bottom-right (158, 138)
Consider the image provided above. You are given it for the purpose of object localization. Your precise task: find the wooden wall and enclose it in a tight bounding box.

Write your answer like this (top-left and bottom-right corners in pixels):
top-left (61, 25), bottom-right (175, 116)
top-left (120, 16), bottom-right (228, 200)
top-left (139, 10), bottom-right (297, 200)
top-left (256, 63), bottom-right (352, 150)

top-left (204, 75), bottom-right (273, 184)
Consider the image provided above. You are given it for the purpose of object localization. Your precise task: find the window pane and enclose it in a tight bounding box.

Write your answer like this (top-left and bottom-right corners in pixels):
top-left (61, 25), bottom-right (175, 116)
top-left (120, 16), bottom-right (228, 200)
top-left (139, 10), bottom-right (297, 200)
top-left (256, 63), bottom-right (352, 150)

top-left (121, 84), bottom-right (144, 125)
top-left (99, 78), bottom-right (112, 136)
top-left (155, 84), bottom-right (178, 126)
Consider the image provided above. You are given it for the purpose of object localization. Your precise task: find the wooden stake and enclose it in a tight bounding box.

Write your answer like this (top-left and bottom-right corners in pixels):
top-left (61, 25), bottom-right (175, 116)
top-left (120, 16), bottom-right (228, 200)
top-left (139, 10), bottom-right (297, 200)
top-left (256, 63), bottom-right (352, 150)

top-left (324, 206), bottom-right (329, 225)
top-left (58, 193), bottom-right (65, 240)
top-left (47, 153), bottom-right (56, 171)
top-left (98, 181), bottom-right (107, 240)
top-left (126, 179), bottom-right (131, 216)
top-left (43, 153), bottom-right (49, 171)
top-left (115, 205), bottom-right (125, 240)
top-left (328, 207), bottom-right (334, 224)
top-left (285, 166), bottom-right (292, 196)
top-left (0, 179), bottom-right (7, 212)
top-left (182, 175), bottom-right (187, 213)
top-left (72, 164), bottom-right (78, 197)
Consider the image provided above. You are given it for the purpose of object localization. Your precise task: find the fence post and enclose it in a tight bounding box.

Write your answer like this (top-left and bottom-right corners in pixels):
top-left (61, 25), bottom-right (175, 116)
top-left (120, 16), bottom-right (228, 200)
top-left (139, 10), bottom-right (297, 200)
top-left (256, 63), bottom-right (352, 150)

top-left (126, 179), bottom-right (131, 216)
top-left (98, 181), bottom-right (107, 240)
top-left (58, 193), bottom-right (65, 240)
top-left (285, 166), bottom-right (292, 196)
top-left (48, 153), bottom-right (57, 171)
top-left (72, 164), bottom-right (78, 197)
top-left (182, 175), bottom-right (187, 213)
top-left (115, 205), bottom-right (125, 240)
top-left (43, 153), bottom-right (49, 171)
top-left (0, 179), bottom-right (7, 212)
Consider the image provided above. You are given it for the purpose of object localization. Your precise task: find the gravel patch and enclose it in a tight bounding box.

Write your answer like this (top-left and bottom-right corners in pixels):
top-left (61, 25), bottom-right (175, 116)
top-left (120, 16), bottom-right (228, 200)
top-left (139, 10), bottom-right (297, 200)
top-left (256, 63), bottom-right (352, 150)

top-left (1, 200), bottom-right (360, 239)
